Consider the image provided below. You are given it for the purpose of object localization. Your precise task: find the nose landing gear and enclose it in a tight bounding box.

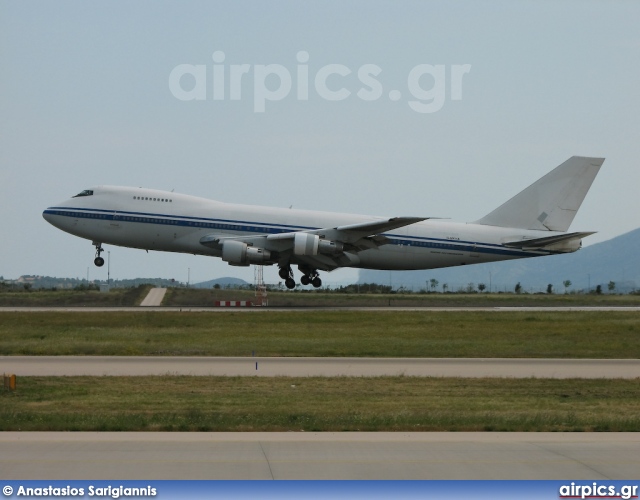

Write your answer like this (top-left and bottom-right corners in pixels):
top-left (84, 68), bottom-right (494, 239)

top-left (93, 242), bottom-right (105, 267)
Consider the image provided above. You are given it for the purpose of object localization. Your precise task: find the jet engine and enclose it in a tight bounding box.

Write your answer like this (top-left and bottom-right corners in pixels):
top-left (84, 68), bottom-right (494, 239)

top-left (222, 240), bottom-right (271, 266)
top-left (293, 232), bottom-right (343, 256)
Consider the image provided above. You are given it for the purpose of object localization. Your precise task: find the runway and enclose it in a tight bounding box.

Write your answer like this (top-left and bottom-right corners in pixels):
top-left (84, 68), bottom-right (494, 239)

top-left (2, 432), bottom-right (639, 480)
top-left (3, 356), bottom-right (640, 378)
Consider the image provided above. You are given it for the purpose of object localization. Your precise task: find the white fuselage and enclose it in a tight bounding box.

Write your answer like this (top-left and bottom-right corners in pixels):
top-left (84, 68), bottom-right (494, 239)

top-left (43, 185), bottom-right (561, 272)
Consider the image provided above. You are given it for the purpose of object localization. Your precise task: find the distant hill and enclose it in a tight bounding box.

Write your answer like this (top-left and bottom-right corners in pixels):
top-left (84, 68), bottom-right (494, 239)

top-left (2, 275), bottom-right (251, 290)
top-left (192, 277), bottom-right (250, 289)
top-left (359, 228), bottom-right (640, 293)
top-left (1, 276), bottom-right (180, 290)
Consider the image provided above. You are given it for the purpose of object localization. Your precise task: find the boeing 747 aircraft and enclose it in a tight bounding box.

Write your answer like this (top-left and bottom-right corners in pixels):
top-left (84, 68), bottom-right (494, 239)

top-left (43, 156), bottom-right (603, 289)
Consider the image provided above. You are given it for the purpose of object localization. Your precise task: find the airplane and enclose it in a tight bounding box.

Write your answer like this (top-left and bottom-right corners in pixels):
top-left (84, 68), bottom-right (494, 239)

top-left (43, 156), bottom-right (603, 289)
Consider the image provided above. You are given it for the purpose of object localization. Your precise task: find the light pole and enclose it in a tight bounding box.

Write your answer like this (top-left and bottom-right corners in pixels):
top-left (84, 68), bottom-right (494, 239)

top-left (107, 251), bottom-right (111, 287)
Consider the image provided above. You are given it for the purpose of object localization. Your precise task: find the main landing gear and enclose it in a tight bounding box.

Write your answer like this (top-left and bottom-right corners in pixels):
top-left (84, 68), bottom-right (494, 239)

top-left (93, 242), bottom-right (105, 267)
top-left (279, 265), bottom-right (296, 289)
top-left (300, 266), bottom-right (322, 288)
top-left (278, 264), bottom-right (322, 289)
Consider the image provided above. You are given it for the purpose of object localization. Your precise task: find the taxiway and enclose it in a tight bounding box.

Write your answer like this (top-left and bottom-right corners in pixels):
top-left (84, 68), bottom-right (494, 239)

top-left (3, 355), bottom-right (640, 378)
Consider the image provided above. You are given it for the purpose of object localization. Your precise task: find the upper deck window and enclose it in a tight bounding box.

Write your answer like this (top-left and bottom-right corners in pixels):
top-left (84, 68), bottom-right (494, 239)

top-left (73, 190), bottom-right (94, 198)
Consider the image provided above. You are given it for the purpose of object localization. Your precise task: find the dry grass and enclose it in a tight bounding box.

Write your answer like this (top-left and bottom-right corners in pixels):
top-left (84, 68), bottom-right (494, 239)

top-left (2, 376), bottom-right (639, 432)
top-left (0, 286), bottom-right (150, 306)
top-left (164, 287), bottom-right (640, 307)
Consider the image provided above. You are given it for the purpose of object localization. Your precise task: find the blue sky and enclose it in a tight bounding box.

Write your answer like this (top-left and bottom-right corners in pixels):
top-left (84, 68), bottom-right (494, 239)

top-left (1, 1), bottom-right (639, 285)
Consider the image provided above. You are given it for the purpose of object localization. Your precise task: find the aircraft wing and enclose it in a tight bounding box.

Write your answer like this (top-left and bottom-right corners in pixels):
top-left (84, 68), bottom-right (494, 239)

top-left (200, 217), bottom-right (427, 270)
top-left (266, 216), bottom-right (427, 245)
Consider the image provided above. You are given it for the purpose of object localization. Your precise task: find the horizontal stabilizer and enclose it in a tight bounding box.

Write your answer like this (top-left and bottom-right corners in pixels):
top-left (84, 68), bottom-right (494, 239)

top-left (503, 231), bottom-right (595, 252)
top-left (474, 156), bottom-right (604, 231)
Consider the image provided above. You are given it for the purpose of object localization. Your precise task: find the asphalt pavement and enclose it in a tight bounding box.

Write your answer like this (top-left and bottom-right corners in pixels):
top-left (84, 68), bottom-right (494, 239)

top-left (1, 432), bottom-right (638, 480)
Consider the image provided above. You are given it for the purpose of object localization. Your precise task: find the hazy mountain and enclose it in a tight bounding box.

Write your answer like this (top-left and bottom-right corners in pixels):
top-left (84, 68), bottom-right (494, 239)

top-left (358, 228), bottom-right (640, 293)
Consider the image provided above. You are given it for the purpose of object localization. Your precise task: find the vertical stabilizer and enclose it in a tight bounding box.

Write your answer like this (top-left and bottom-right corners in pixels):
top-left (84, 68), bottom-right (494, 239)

top-left (473, 156), bottom-right (604, 231)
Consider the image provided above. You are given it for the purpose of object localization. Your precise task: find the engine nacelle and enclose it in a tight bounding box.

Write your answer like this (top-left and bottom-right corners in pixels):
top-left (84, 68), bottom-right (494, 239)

top-left (294, 232), bottom-right (344, 256)
top-left (294, 233), bottom-right (319, 256)
top-left (222, 240), bottom-right (271, 266)
top-left (318, 239), bottom-right (344, 255)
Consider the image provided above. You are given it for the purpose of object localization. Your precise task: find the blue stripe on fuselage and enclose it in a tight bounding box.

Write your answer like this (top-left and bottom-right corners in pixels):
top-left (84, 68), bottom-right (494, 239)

top-left (43, 207), bottom-right (543, 258)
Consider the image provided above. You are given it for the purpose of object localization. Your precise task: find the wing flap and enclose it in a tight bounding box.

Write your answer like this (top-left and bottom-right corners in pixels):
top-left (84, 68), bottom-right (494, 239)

top-left (267, 216), bottom-right (427, 245)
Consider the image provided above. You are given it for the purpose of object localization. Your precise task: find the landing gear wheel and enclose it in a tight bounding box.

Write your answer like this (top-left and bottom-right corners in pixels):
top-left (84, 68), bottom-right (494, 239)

top-left (93, 242), bottom-right (105, 267)
top-left (278, 267), bottom-right (290, 280)
top-left (280, 264), bottom-right (297, 288)
top-left (298, 265), bottom-right (322, 288)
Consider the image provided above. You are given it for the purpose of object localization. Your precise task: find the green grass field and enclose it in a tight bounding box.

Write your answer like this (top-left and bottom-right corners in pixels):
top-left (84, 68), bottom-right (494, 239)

top-left (2, 376), bottom-right (639, 432)
top-left (1, 310), bottom-right (639, 357)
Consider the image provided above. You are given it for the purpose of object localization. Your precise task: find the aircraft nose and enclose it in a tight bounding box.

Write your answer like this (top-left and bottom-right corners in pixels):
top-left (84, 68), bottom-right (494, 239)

top-left (43, 207), bottom-right (63, 229)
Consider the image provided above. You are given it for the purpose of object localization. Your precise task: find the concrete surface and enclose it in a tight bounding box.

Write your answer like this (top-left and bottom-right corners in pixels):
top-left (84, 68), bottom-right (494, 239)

top-left (139, 288), bottom-right (167, 307)
top-left (1, 432), bottom-right (638, 480)
top-left (2, 356), bottom-right (640, 378)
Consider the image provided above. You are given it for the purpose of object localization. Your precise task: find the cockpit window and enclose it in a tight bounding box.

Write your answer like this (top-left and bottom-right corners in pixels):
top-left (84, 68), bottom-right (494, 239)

top-left (73, 190), bottom-right (94, 198)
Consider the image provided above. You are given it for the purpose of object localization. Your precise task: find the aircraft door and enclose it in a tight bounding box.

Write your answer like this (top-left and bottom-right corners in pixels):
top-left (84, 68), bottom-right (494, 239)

top-left (469, 243), bottom-right (480, 259)
top-left (109, 211), bottom-right (121, 230)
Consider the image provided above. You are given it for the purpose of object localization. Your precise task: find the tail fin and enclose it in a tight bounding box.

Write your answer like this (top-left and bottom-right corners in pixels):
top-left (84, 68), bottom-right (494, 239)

top-left (473, 156), bottom-right (604, 231)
